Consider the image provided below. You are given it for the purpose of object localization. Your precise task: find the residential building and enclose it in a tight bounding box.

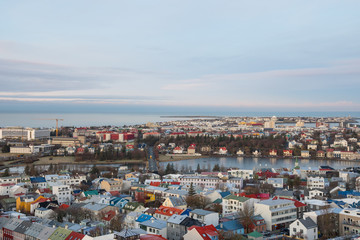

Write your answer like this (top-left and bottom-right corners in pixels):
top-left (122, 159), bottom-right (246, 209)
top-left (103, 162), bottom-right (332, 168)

top-left (189, 209), bottom-right (219, 226)
top-left (183, 225), bottom-right (219, 240)
top-left (222, 194), bottom-right (255, 216)
top-left (254, 199), bottom-right (297, 231)
top-left (289, 217), bottom-right (318, 240)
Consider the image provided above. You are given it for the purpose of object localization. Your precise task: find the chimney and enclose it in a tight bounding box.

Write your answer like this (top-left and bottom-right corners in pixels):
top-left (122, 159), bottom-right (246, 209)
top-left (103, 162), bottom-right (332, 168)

top-left (18, 215), bottom-right (20, 219)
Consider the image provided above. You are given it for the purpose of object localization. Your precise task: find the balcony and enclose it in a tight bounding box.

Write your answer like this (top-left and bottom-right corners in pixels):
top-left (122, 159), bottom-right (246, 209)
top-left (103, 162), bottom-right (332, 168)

top-left (343, 221), bottom-right (360, 227)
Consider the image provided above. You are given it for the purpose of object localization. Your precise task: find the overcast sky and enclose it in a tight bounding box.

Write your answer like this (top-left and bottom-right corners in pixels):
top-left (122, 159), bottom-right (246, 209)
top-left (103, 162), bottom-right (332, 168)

top-left (1, 0), bottom-right (360, 113)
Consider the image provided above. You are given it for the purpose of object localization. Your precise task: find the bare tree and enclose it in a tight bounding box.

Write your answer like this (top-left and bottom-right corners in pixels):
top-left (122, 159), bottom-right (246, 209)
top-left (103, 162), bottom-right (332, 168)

top-left (239, 202), bottom-right (254, 234)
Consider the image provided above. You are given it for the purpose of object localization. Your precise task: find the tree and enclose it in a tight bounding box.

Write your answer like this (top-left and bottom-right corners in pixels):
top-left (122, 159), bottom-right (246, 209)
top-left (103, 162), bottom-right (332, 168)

top-left (90, 165), bottom-right (100, 176)
top-left (1, 145), bottom-right (10, 153)
top-left (213, 164), bottom-right (220, 172)
top-left (188, 182), bottom-right (196, 196)
top-left (24, 165), bottom-right (30, 175)
top-left (186, 195), bottom-right (210, 209)
top-left (317, 205), bottom-right (338, 239)
top-left (2, 168), bottom-right (10, 177)
top-left (109, 214), bottom-right (124, 232)
top-left (239, 202), bottom-right (255, 234)
top-left (196, 163), bottom-right (201, 173)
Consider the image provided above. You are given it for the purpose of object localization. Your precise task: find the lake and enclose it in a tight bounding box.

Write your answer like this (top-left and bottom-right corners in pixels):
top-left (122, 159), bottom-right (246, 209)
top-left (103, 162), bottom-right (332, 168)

top-left (159, 157), bottom-right (360, 171)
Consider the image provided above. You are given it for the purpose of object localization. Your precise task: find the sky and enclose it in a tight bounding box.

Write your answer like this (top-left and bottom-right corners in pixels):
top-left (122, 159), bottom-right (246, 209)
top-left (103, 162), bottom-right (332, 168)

top-left (1, 0), bottom-right (360, 113)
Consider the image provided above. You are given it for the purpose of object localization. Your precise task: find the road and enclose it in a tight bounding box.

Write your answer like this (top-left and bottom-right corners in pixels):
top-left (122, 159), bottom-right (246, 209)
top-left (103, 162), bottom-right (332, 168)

top-left (147, 146), bottom-right (158, 173)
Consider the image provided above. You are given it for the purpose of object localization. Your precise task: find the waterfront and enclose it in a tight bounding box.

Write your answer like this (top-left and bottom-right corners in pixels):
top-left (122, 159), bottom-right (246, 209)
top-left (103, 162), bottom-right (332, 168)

top-left (0, 112), bottom-right (359, 128)
top-left (159, 157), bottom-right (360, 171)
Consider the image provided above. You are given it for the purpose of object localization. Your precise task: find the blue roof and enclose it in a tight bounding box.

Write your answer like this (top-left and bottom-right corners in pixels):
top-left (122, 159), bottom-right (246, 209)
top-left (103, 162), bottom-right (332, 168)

top-left (339, 190), bottom-right (360, 197)
top-left (30, 177), bottom-right (46, 183)
top-left (73, 190), bottom-right (81, 194)
top-left (216, 220), bottom-right (244, 231)
top-left (181, 209), bottom-right (192, 216)
top-left (220, 191), bottom-right (231, 198)
top-left (136, 214), bottom-right (153, 223)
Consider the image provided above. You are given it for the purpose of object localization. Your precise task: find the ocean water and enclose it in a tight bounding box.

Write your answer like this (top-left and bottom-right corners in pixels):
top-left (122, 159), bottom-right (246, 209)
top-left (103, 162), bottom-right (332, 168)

top-left (0, 111), bottom-right (359, 128)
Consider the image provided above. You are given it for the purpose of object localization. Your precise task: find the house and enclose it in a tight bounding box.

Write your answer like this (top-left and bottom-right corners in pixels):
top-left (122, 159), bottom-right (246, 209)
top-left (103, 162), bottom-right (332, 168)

top-left (308, 189), bottom-right (326, 199)
top-left (316, 151), bottom-right (325, 158)
top-left (283, 150), bottom-right (293, 157)
top-left (267, 178), bottom-right (284, 188)
top-left (254, 199), bottom-right (297, 231)
top-left (339, 208), bottom-right (360, 235)
top-left (52, 185), bottom-right (71, 204)
top-left (247, 231), bottom-right (263, 240)
top-left (2, 218), bottom-right (23, 240)
top-left (216, 220), bottom-right (244, 235)
top-left (307, 177), bottom-right (326, 190)
top-left (9, 185), bottom-right (27, 198)
top-left (0, 197), bottom-right (16, 211)
top-left (154, 206), bottom-right (184, 221)
top-left (35, 207), bottom-right (54, 219)
top-left (187, 146), bottom-right (196, 154)
top-left (236, 149), bottom-right (245, 156)
top-left (301, 150), bottom-right (310, 158)
top-left (173, 147), bottom-right (183, 154)
top-left (30, 177), bottom-right (47, 189)
top-left (162, 196), bottom-right (187, 210)
top-left (167, 214), bottom-right (202, 240)
top-left (123, 202), bottom-right (146, 214)
top-left (24, 222), bottom-right (56, 240)
top-left (219, 147), bottom-right (227, 155)
top-left (269, 149), bottom-right (277, 156)
top-left (48, 227), bottom-right (72, 240)
top-left (140, 219), bottom-right (167, 239)
top-left (253, 150), bottom-right (261, 157)
top-left (189, 209), bottom-right (219, 227)
top-left (100, 179), bottom-right (123, 192)
top-left (227, 169), bottom-right (253, 179)
top-left (289, 217), bottom-right (318, 240)
top-left (248, 215), bottom-right (266, 233)
top-left (222, 194), bottom-right (255, 216)
top-left (183, 225), bottom-right (219, 240)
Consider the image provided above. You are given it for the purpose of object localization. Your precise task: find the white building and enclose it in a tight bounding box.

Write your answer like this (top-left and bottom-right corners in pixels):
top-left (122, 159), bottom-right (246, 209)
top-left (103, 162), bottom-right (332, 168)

top-left (267, 178), bottom-right (284, 188)
top-left (228, 169), bottom-right (253, 179)
top-left (307, 177), bottom-right (325, 190)
top-left (52, 185), bottom-right (71, 204)
top-left (222, 194), bottom-right (256, 216)
top-left (189, 209), bottom-right (219, 227)
top-left (0, 127), bottom-right (50, 140)
top-left (35, 207), bottom-right (54, 219)
top-left (254, 199), bottom-right (297, 231)
top-left (0, 183), bottom-right (15, 196)
top-left (290, 217), bottom-right (318, 240)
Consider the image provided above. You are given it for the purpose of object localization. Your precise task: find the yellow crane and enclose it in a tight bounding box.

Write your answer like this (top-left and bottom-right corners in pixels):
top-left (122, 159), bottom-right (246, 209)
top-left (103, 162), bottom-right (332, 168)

top-left (35, 118), bottom-right (64, 136)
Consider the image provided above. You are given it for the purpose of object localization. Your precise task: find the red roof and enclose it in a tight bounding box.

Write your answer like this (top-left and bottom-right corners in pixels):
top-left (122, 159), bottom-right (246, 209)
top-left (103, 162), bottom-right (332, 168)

top-left (0, 183), bottom-right (15, 187)
top-left (65, 232), bottom-right (86, 240)
top-left (140, 235), bottom-right (167, 240)
top-left (188, 225), bottom-right (219, 240)
top-left (150, 182), bottom-right (161, 187)
top-left (174, 147), bottom-right (182, 150)
top-left (102, 210), bottom-right (116, 222)
top-left (59, 204), bottom-right (70, 210)
top-left (155, 206), bottom-right (184, 216)
top-left (109, 191), bottom-right (120, 196)
top-left (38, 188), bottom-right (51, 194)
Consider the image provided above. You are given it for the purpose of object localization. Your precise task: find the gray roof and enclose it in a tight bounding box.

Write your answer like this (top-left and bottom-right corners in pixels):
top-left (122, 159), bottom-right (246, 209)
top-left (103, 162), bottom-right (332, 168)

top-left (3, 218), bottom-right (23, 231)
top-left (167, 214), bottom-right (187, 224)
top-left (14, 220), bottom-right (32, 234)
top-left (258, 199), bottom-right (294, 206)
top-left (165, 189), bottom-right (188, 196)
top-left (168, 196), bottom-right (186, 207)
top-left (24, 222), bottom-right (45, 238)
top-left (0, 218), bottom-right (9, 229)
top-left (115, 229), bottom-right (140, 238)
top-left (299, 217), bottom-right (317, 229)
top-left (37, 226), bottom-right (56, 240)
top-left (140, 219), bottom-right (167, 229)
top-left (191, 209), bottom-right (216, 216)
top-left (82, 203), bottom-right (108, 212)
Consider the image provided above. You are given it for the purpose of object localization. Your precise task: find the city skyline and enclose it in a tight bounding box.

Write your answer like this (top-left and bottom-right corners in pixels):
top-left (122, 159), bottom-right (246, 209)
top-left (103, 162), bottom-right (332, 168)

top-left (1, 1), bottom-right (360, 112)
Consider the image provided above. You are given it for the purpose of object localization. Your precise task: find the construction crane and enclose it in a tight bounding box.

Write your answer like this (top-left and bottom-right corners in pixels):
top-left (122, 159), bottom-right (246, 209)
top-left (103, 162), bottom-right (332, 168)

top-left (35, 118), bottom-right (64, 137)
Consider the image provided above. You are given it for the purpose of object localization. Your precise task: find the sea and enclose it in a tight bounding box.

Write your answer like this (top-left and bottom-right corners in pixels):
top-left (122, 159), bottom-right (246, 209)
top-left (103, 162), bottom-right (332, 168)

top-left (0, 111), bottom-right (359, 128)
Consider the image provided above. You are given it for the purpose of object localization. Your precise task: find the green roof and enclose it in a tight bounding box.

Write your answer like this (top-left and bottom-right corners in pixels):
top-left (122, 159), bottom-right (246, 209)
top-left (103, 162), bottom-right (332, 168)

top-left (248, 231), bottom-right (263, 238)
top-left (83, 190), bottom-right (99, 197)
top-left (49, 227), bottom-right (72, 240)
top-left (123, 202), bottom-right (143, 210)
top-left (224, 194), bottom-right (250, 202)
top-left (213, 198), bottom-right (222, 204)
top-left (0, 198), bottom-right (16, 203)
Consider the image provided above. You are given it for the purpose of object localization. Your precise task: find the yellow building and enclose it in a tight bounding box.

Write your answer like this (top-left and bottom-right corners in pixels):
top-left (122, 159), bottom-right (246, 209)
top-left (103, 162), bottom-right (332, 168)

top-left (100, 178), bottom-right (123, 192)
top-left (16, 195), bottom-right (48, 214)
